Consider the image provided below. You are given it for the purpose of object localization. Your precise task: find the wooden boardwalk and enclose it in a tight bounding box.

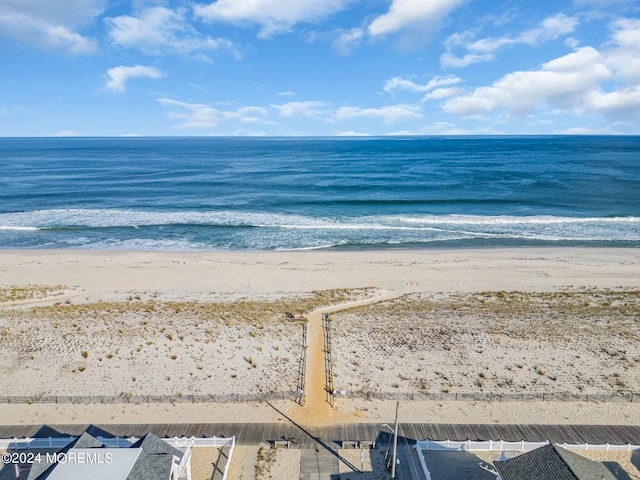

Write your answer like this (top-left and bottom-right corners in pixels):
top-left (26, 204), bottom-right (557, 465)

top-left (300, 447), bottom-right (340, 480)
top-left (0, 423), bottom-right (638, 447)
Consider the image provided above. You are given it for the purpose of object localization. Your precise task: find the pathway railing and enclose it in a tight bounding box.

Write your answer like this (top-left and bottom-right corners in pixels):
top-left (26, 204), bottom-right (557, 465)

top-left (294, 319), bottom-right (307, 405)
top-left (322, 313), bottom-right (335, 407)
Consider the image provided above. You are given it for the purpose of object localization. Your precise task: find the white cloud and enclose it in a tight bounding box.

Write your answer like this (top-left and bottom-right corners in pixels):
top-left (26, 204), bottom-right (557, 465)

top-left (440, 52), bottom-right (494, 68)
top-left (387, 122), bottom-right (503, 135)
top-left (559, 126), bottom-right (621, 134)
top-left (335, 131), bottom-right (372, 136)
top-left (56, 130), bottom-right (80, 137)
top-left (332, 28), bottom-right (364, 56)
top-left (368, 0), bottom-right (466, 36)
top-left (106, 65), bottom-right (164, 93)
top-left (422, 87), bottom-right (464, 101)
top-left (272, 101), bottom-right (329, 118)
top-left (158, 98), bottom-right (273, 130)
top-left (106, 6), bottom-right (238, 58)
top-left (574, 0), bottom-right (631, 7)
top-left (591, 87), bottom-right (640, 120)
top-left (336, 104), bottom-right (423, 123)
top-left (442, 13), bottom-right (579, 68)
top-left (441, 19), bottom-right (640, 124)
top-left (0, 0), bottom-right (103, 54)
top-left (158, 98), bottom-right (221, 129)
top-left (194, 0), bottom-right (351, 38)
top-left (218, 129), bottom-right (267, 136)
top-left (444, 47), bottom-right (611, 117)
top-left (604, 18), bottom-right (640, 85)
top-left (277, 91), bottom-right (296, 97)
top-left (384, 75), bottom-right (461, 94)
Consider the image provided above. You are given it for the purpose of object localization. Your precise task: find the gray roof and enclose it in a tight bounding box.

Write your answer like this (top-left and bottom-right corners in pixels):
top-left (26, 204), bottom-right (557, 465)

top-left (126, 433), bottom-right (183, 480)
top-left (27, 432), bottom-right (105, 480)
top-left (494, 444), bottom-right (617, 480)
top-left (72, 432), bottom-right (106, 449)
top-left (26, 430), bottom-right (182, 480)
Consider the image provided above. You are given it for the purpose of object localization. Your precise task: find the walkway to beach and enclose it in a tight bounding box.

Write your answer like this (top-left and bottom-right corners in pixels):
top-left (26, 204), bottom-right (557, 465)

top-left (297, 291), bottom-right (402, 425)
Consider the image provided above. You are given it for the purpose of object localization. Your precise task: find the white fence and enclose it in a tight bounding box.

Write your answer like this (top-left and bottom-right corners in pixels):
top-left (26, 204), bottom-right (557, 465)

top-left (416, 439), bottom-right (640, 452)
top-left (414, 439), bottom-right (640, 480)
top-left (0, 434), bottom-right (235, 450)
top-left (0, 435), bottom-right (236, 480)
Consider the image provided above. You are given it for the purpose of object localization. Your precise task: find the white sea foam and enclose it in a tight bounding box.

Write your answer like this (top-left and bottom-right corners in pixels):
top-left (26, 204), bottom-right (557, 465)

top-left (1, 209), bottom-right (639, 249)
top-left (3, 209), bottom-right (637, 229)
top-left (0, 226), bottom-right (40, 231)
top-left (385, 214), bottom-right (640, 225)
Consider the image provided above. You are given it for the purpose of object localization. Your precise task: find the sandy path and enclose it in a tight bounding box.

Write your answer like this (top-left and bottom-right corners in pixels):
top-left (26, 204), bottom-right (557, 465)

top-left (294, 292), bottom-right (403, 425)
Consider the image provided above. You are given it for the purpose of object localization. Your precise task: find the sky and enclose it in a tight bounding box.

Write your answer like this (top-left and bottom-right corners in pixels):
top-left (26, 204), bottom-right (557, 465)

top-left (1, 0), bottom-right (639, 136)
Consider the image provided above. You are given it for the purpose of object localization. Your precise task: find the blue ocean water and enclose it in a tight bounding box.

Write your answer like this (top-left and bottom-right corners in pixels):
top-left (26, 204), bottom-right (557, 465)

top-left (0, 136), bottom-right (639, 250)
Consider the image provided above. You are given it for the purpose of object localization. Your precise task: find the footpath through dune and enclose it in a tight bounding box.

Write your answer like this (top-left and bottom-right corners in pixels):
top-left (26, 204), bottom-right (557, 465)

top-left (292, 290), bottom-right (402, 426)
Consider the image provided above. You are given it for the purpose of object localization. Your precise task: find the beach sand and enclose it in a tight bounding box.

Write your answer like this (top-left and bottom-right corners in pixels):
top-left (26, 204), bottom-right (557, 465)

top-left (0, 248), bottom-right (639, 429)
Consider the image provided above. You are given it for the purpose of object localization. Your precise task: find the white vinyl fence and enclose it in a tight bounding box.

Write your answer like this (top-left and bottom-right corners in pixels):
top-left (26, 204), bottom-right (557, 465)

top-left (0, 435), bottom-right (236, 480)
top-left (414, 439), bottom-right (640, 480)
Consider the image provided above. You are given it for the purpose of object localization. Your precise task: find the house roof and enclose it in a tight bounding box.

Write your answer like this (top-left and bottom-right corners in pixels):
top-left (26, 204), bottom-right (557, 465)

top-left (25, 430), bottom-right (183, 480)
top-left (126, 433), bottom-right (183, 480)
top-left (494, 444), bottom-right (617, 480)
top-left (26, 432), bottom-right (105, 480)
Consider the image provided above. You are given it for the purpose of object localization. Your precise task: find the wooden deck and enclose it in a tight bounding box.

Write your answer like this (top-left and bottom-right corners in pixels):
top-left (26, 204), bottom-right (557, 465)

top-left (0, 423), bottom-right (638, 447)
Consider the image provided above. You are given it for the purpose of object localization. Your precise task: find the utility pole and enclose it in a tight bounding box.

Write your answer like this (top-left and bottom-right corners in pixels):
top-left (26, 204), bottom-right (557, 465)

top-left (391, 401), bottom-right (399, 480)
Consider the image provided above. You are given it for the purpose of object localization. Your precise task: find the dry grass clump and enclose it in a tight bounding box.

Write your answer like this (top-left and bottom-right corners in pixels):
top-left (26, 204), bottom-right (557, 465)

top-left (0, 284), bottom-right (72, 303)
top-left (332, 288), bottom-right (640, 396)
top-left (255, 447), bottom-right (277, 478)
top-left (9, 287), bottom-right (375, 328)
top-left (0, 288), bottom-right (372, 397)
top-left (344, 288), bottom-right (640, 343)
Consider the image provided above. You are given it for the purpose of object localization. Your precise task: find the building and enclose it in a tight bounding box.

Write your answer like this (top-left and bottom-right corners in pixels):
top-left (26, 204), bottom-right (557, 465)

top-left (20, 430), bottom-right (190, 480)
top-left (494, 443), bottom-right (617, 480)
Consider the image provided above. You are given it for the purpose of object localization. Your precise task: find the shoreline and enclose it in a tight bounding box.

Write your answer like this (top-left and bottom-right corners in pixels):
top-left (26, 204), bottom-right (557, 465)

top-left (0, 247), bottom-right (638, 427)
top-left (2, 246), bottom-right (639, 297)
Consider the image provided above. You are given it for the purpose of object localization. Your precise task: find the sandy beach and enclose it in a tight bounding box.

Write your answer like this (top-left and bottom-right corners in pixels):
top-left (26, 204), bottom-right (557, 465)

top-left (0, 247), bottom-right (639, 428)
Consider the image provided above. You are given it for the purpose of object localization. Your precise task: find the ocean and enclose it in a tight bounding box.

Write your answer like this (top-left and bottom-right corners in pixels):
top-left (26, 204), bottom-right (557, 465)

top-left (0, 136), bottom-right (639, 251)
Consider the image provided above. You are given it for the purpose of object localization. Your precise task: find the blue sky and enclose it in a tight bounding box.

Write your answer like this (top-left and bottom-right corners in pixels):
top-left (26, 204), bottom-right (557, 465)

top-left (1, 0), bottom-right (639, 136)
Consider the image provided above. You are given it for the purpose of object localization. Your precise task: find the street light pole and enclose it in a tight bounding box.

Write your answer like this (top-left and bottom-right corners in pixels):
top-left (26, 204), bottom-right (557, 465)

top-left (391, 401), bottom-right (399, 480)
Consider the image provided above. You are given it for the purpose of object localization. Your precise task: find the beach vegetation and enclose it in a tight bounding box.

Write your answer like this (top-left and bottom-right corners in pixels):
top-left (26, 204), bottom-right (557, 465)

top-left (534, 365), bottom-right (546, 376)
top-left (81, 350), bottom-right (89, 358)
top-left (328, 288), bottom-right (639, 395)
top-left (0, 284), bottom-right (71, 303)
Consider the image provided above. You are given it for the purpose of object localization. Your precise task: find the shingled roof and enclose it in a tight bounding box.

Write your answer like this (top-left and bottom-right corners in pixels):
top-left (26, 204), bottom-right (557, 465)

top-left (24, 430), bottom-right (183, 480)
top-left (126, 433), bottom-right (183, 480)
top-left (26, 431), bottom-right (107, 480)
top-left (494, 444), bottom-right (617, 480)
